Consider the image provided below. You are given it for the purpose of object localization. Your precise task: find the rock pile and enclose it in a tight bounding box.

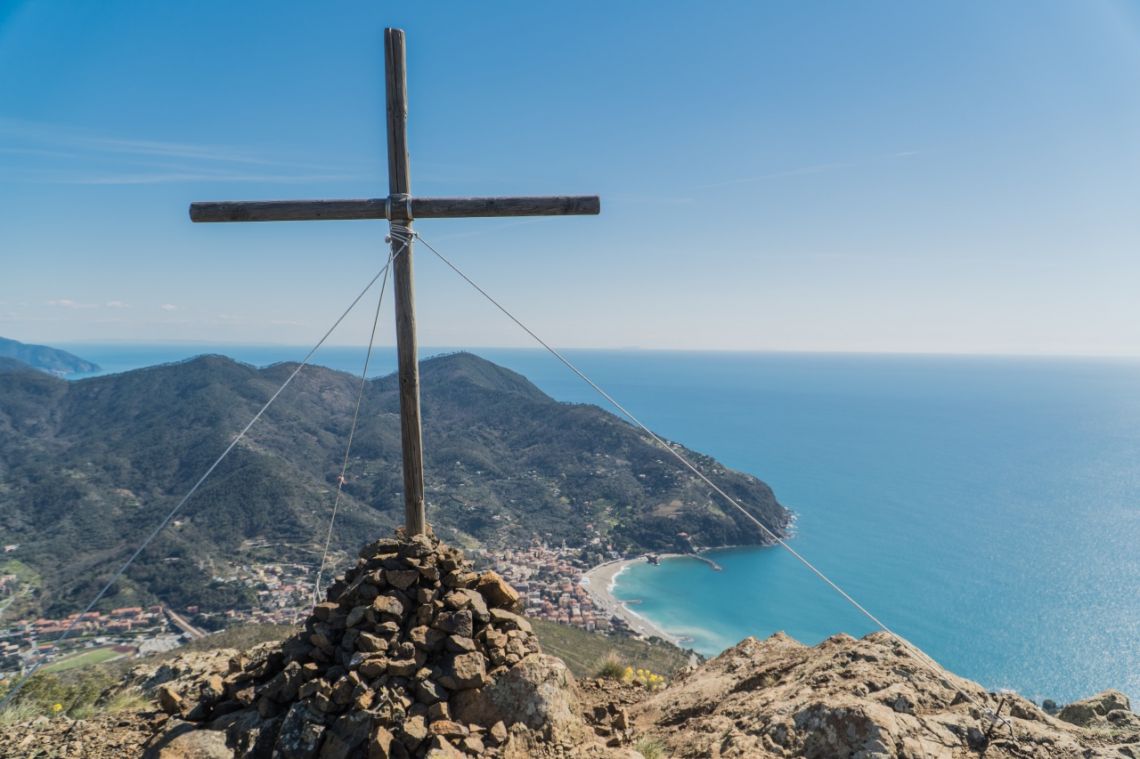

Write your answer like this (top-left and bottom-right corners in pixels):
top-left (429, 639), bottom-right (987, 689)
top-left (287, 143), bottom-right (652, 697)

top-left (155, 532), bottom-right (559, 758)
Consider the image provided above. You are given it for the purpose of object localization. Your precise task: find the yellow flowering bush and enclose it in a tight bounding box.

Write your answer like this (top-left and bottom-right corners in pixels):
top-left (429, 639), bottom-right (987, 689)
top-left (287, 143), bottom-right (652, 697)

top-left (622, 665), bottom-right (666, 690)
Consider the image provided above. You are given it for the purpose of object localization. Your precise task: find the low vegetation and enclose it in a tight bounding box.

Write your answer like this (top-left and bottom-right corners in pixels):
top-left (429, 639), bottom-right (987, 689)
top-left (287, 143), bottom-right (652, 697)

top-left (530, 618), bottom-right (694, 679)
top-left (175, 623), bottom-right (296, 655)
top-left (594, 651), bottom-right (627, 679)
top-left (635, 737), bottom-right (666, 759)
top-left (0, 665), bottom-right (116, 722)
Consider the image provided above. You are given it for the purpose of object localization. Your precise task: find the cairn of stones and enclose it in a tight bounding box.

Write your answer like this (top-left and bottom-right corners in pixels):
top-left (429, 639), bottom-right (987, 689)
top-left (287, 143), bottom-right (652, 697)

top-left (159, 532), bottom-right (541, 758)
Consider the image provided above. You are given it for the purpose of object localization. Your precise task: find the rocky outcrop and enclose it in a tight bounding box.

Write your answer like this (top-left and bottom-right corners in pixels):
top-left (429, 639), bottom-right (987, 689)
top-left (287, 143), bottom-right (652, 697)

top-left (143, 531), bottom-right (624, 758)
top-left (5, 529), bottom-right (1136, 759)
top-left (4, 620), bottom-right (1138, 759)
top-left (1058, 689), bottom-right (1140, 730)
top-left (629, 631), bottom-right (1139, 758)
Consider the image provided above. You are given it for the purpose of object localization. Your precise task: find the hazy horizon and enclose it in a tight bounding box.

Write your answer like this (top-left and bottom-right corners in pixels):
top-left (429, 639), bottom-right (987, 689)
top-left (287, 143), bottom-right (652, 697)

top-left (33, 336), bottom-right (1140, 363)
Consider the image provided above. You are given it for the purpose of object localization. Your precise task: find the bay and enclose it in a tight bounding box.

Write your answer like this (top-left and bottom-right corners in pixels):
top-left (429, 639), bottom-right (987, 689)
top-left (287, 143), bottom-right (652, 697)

top-left (57, 343), bottom-right (1140, 703)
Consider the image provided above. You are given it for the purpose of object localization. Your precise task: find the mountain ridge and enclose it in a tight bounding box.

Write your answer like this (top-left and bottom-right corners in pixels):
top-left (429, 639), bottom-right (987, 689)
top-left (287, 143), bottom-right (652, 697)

top-left (0, 351), bottom-right (790, 618)
top-left (0, 336), bottom-right (99, 376)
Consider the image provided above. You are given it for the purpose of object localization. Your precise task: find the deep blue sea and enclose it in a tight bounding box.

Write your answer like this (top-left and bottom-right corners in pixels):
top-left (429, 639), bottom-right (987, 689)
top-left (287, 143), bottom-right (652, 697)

top-left (58, 344), bottom-right (1140, 704)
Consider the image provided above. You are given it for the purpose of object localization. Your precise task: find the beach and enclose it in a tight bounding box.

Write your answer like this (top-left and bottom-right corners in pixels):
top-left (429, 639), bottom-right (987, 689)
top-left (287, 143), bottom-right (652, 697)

top-left (581, 556), bottom-right (684, 645)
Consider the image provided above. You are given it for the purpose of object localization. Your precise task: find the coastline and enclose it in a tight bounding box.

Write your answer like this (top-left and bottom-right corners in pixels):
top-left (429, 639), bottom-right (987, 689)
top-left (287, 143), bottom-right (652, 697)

top-left (581, 555), bottom-right (690, 646)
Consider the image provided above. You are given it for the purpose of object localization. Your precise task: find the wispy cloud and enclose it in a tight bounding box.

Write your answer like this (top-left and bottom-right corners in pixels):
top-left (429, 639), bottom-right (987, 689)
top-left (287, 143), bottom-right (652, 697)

top-left (160, 304), bottom-right (178, 312)
top-left (0, 116), bottom-right (363, 185)
top-left (694, 150), bottom-right (920, 190)
top-left (105, 300), bottom-right (131, 309)
top-left (60, 172), bottom-right (354, 186)
top-left (46, 298), bottom-right (98, 309)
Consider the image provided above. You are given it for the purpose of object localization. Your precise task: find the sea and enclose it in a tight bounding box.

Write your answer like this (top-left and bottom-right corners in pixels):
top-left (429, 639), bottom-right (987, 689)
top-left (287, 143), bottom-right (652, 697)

top-left (58, 344), bottom-right (1140, 704)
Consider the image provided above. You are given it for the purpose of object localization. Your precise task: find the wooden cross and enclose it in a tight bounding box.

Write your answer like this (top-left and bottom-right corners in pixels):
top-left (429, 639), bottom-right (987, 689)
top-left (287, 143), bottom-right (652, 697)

top-left (189, 28), bottom-right (599, 536)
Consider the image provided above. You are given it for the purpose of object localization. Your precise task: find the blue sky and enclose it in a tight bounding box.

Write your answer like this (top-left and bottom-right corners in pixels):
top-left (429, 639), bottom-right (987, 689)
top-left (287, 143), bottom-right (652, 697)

top-left (2, 1), bottom-right (1140, 354)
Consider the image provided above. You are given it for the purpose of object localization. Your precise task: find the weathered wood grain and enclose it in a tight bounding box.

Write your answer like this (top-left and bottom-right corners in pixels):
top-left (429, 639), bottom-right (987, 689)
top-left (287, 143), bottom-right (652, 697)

top-left (413, 195), bottom-right (600, 217)
top-left (189, 195), bottom-right (599, 222)
top-left (189, 199), bottom-right (387, 222)
top-left (386, 28), bottom-right (428, 537)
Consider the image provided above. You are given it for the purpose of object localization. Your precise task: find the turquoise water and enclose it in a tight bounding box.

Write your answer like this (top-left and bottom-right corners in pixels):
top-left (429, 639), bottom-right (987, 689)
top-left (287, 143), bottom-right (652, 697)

top-left (58, 345), bottom-right (1140, 703)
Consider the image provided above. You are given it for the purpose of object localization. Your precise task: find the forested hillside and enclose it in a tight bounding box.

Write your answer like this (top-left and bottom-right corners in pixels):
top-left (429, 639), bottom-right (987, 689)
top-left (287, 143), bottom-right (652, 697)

top-left (0, 352), bottom-right (790, 616)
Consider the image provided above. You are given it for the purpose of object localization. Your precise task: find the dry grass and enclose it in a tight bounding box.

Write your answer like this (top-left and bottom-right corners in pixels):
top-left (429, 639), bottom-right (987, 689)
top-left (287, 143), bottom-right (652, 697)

top-left (594, 651), bottom-right (627, 680)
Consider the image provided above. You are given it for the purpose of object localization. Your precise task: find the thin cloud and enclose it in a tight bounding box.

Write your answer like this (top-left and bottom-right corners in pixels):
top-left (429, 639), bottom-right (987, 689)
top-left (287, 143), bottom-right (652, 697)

top-left (45, 298), bottom-right (98, 309)
top-left (160, 304), bottom-right (178, 312)
top-left (105, 300), bottom-right (131, 309)
top-left (0, 116), bottom-right (364, 185)
top-left (694, 160), bottom-right (855, 190)
top-left (694, 150), bottom-right (919, 190)
top-left (60, 172), bottom-right (356, 186)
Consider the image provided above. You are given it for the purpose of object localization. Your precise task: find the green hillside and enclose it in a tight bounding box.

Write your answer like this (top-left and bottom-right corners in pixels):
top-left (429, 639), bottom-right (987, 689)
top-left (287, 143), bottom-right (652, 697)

top-left (0, 337), bottom-right (99, 376)
top-left (0, 352), bottom-right (790, 618)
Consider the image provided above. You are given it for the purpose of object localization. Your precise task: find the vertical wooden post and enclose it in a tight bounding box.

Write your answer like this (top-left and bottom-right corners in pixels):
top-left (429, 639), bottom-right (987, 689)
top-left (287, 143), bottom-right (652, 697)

top-left (385, 28), bottom-right (427, 536)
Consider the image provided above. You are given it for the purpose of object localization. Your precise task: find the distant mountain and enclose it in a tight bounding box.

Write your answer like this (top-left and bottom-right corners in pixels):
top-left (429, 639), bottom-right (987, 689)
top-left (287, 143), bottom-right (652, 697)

top-left (0, 337), bottom-right (99, 376)
top-left (0, 352), bottom-right (790, 617)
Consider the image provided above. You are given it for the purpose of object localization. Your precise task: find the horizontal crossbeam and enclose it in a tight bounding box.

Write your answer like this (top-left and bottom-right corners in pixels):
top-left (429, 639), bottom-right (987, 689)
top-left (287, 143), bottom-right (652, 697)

top-left (189, 195), bottom-right (600, 223)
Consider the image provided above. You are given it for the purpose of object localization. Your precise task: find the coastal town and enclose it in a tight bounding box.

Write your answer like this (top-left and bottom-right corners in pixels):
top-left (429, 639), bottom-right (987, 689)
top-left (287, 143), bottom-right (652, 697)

top-left (0, 539), bottom-right (660, 677)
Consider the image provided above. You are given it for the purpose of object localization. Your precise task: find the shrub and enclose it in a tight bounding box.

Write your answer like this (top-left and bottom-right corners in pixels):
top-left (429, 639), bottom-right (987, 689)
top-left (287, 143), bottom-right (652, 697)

top-left (635, 738), bottom-right (666, 759)
top-left (594, 651), bottom-right (626, 680)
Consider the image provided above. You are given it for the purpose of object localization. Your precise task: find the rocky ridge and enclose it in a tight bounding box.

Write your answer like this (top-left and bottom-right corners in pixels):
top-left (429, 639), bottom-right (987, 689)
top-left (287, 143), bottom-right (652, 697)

top-left (3, 533), bottom-right (1135, 758)
top-left (3, 627), bottom-right (1137, 759)
top-left (136, 531), bottom-right (630, 758)
top-left (629, 631), bottom-right (1139, 758)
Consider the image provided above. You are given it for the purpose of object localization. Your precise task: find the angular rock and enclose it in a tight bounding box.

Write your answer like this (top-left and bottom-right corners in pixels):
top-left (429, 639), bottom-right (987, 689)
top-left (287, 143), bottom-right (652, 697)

top-left (345, 605), bottom-right (368, 629)
top-left (313, 602), bottom-right (340, 621)
top-left (1059, 689), bottom-right (1133, 727)
top-left (359, 658), bottom-right (389, 678)
top-left (384, 569), bottom-right (421, 590)
top-left (356, 632), bottom-right (389, 654)
top-left (368, 725), bottom-right (396, 759)
top-left (415, 678), bottom-right (448, 705)
top-left (399, 714), bottom-right (428, 751)
top-left (319, 711), bottom-right (373, 759)
top-left (371, 595), bottom-right (404, 620)
top-left (423, 735), bottom-right (464, 759)
top-left (432, 610), bottom-right (473, 638)
top-left (439, 652), bottom-right (487, 691)
top-left (488, 608), bottom-right (532, 634)
top-left (143, 724), bottom-right (232, 759)
top-left (157, 684), bottom-right (184, 716)
top-left (442, 570), bottom-right (478, 589)
top-left (387, 658), bottom-right (418, 678)
top-left (275, 701), bottom-right (327, 759)
top-left (454, 655), bottom-right (580, 739)
top-left (461, 734), bottom-right (486, 755)
top-left (445, 635), bottom-right (477, 654)
top-left (476, 571), bottom-right (521, 609)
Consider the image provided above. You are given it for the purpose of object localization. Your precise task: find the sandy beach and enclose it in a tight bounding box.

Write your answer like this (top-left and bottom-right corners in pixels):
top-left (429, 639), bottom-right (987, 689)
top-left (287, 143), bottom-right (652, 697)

top-left (581, 556), bottom-right (685, 645)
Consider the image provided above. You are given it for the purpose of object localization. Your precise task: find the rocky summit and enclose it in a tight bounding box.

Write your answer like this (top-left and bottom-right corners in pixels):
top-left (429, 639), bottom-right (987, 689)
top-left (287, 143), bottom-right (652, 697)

top-left (629, 632), bottom-right (1139, 758)
top-left (141, 531), bottom-right (627, 758)
top-left (2, 533), bottom-right (1136, 759)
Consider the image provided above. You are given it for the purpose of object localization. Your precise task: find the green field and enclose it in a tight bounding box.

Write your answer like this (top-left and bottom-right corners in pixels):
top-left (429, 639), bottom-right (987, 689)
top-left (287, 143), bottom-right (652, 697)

top-left (531, 618), bottom-right (695, 679)
top-left (40, 646), bottom-right (123, 673)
